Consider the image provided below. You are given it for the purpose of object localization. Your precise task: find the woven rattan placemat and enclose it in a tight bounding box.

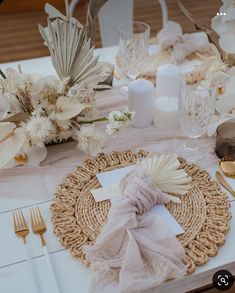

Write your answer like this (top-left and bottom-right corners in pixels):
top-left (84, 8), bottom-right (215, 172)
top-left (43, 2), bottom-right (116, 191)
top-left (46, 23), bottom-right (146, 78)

top-left (51, 150), bottom-right (231, 274)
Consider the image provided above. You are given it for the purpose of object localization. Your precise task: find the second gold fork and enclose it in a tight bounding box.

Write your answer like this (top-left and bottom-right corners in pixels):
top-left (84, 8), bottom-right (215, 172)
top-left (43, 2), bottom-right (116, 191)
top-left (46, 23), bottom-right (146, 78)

top-left (30, 206), bottom-right (61, 293)
top-left (30, 206), bottom-right (47, 246)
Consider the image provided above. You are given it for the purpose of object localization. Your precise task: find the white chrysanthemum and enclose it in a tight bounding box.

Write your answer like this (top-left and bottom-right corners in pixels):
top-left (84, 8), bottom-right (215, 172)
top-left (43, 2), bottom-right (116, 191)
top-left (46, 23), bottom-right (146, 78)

top-left (75, 125), bottom-right (106, 156)
top-left (24, 116), bottom-right (54, 147)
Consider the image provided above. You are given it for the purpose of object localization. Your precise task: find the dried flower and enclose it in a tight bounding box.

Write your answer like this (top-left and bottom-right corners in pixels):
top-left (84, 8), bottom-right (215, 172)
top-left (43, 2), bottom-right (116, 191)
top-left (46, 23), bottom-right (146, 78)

top-left (75, 125), bottom-right (106, 156)
top-left (24, 115), bottom-right (54, 147)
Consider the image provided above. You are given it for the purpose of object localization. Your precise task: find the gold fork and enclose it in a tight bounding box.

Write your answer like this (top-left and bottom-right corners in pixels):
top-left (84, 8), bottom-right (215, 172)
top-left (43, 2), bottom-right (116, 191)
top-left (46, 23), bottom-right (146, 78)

top-left (30, 206), bottom-right (61, 293)
top-left (13, 209), bottom-right (41, 293)
top-left (30, 206), bottom-right (47, 246)
top-left (13, 209), bottom-right (29, 243)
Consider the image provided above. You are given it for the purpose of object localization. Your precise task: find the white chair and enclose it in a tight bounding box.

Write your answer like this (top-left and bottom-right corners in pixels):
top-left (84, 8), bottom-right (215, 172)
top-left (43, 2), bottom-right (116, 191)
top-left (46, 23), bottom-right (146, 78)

top-left (69, 0), bottom-right (168, 47)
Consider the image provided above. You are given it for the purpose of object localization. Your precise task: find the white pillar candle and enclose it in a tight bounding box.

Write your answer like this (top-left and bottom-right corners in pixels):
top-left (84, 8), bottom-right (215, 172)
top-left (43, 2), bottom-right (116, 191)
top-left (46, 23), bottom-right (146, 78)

top-left (128, 79), bottom-right (154, 127)
top-left (153, 96), bottom-right (180, 130)
top-left (156, 64), bottom-right (182, 98)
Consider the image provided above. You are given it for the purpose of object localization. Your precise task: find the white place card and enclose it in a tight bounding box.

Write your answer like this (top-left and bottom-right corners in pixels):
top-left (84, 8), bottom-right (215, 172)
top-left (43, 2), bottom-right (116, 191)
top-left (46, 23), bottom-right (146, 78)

top-left (92, 165), bottom-right (184, 236)
top-left (91, 165), bottom-right (134, 201)
top-left (91, 184), bottom-right (120, 202)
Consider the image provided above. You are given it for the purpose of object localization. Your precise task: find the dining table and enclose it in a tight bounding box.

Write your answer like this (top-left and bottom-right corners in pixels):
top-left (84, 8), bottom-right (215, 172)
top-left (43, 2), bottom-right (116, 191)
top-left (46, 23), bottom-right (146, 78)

top-left (0, 44), bottom-right (235, 293)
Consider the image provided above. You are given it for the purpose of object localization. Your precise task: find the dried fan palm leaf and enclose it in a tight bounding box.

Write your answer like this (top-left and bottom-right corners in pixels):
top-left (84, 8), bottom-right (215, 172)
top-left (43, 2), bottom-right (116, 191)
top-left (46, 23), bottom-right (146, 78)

top-left (39, 17), bottom-right (106, 87)
top-left (45, 3), bottom-right (83, 28)
top-left (86, 0), bottom-right (108, 46)
top-left (139, 154), bottom-right (190, 196)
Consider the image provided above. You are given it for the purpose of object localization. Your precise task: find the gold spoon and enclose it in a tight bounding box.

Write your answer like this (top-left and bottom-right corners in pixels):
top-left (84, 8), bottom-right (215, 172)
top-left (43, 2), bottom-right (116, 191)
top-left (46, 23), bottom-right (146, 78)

top-left (216, 171), bottom-right (235, 197)
top-left (219, 158), bottom-right (235, 178)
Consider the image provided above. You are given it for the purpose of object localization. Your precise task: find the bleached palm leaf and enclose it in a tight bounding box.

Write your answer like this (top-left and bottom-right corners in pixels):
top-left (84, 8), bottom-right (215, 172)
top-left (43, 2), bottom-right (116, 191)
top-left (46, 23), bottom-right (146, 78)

top-left (45, 3), bottom-right (83, 28)
top-left (139, 154), bottom-right (191, 195)
top-left (39, 13), bottom-right (106, 87)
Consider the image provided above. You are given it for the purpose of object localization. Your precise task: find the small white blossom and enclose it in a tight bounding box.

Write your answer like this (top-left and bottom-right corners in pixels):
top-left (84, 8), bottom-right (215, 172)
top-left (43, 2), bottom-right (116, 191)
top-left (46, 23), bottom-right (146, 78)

top-left (24, 116), bottom-right (54, 147)
top-left (75, 125), bottom-right (106, 156)
top-left (106, 109), bottom-right (135, 136)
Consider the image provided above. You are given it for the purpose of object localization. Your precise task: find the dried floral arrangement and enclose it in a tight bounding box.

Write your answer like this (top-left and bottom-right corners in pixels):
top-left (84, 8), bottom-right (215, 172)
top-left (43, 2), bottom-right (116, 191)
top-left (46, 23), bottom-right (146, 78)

top-left (0, 1), bottom-right (134, 168)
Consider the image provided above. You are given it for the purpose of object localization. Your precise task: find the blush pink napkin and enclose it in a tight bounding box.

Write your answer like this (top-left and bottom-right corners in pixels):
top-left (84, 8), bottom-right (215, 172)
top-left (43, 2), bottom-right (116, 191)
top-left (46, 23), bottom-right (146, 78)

top-left (84, 166), bottom-right (187, 293)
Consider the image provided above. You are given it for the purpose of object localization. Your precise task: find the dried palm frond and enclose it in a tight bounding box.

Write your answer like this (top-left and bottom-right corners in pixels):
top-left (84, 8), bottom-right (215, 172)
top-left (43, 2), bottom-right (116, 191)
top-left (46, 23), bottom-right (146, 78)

top-left (39, 16), bottom-right (106, 87)
top-left (45, 3), bottom-right (83, 28)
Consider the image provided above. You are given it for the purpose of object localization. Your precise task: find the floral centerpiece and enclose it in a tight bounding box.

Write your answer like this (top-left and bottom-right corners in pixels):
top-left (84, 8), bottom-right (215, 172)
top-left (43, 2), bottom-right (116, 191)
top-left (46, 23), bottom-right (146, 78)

top-left (0, 2), bottom-right (134, 168)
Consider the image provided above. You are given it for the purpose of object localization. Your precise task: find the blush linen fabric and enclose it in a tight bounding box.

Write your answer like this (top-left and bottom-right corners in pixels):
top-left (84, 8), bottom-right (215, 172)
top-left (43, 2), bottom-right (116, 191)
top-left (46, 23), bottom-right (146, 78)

top-left (84, 167), bottom-right (187, 293)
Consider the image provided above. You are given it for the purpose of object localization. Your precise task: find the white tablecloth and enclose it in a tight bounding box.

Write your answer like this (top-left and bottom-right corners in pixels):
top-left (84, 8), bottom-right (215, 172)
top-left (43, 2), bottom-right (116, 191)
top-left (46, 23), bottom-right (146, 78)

top-left (0, 46), bottom-right (235, 293)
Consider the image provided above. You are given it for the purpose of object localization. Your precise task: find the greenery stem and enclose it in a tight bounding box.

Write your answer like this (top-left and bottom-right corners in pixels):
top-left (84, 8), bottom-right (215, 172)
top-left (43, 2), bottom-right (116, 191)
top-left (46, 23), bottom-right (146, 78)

top-left (79, 117), bottom-right (108, 124)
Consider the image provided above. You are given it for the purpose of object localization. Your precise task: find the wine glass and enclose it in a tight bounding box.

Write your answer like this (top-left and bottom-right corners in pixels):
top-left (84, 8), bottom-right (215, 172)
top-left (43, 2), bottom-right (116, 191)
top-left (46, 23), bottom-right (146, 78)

top-left (118, 21), bottom-right (150, 95)
top-left (178, 85), bottom-right (213, 151)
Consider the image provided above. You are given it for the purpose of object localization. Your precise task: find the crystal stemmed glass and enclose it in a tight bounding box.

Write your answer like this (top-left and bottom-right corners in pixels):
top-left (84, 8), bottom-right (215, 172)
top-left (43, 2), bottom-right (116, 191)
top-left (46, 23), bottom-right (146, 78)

top-left (118, 21), bottom-right (150, 95)
top-left (178, 85), bottom-right (213, 151)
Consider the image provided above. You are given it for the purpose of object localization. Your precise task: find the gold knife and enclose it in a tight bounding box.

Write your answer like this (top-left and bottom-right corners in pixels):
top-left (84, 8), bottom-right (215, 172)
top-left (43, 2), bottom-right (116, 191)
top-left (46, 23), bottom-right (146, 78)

top-left (216, 171), bottom-right (235, 197)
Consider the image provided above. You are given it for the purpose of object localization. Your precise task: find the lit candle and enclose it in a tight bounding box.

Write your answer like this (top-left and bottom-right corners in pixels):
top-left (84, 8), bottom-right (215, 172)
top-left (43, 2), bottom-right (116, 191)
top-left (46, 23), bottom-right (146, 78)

top-left (153, 96), bottom-right (180, 130)
top-left (128, 79), bottom-right (154, 127)
top-left (156, 64), bottom-right (182, 98)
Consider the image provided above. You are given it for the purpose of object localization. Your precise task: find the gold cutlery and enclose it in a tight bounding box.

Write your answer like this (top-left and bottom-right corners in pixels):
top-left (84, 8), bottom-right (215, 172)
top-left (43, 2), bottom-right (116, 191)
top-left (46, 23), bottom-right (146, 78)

top-left (30, 207), bottom-right (46, 246)
top-left (13, 210), bottom-right (41, 293)
top-left (30, 207), bottom-right (61, 293)
top-left (13, 210), bottom-right (29, 243)
top-left (219, 158), bottom-right (235, 178)
top-left (216, 171), bottom-right (235, 197)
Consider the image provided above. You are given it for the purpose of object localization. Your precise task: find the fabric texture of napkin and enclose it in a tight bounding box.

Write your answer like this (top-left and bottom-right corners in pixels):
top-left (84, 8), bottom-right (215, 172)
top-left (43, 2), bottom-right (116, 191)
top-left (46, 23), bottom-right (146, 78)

top-left (84, 166), bottom-right (187, 293)
top-left (157, 21), bottom-right (211, 63)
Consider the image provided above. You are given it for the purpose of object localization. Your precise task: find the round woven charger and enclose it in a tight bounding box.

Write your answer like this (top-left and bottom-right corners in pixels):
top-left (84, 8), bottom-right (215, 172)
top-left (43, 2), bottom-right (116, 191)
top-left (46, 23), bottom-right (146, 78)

top-left (51, 150), bottom-right (231, 274)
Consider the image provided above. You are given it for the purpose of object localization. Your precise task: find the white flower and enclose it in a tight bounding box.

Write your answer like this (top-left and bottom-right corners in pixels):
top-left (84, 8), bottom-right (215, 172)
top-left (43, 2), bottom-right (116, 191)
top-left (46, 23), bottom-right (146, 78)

top-left (0, 94), bottom-right (10, 119)
top-left (68, 85), bottom-right (96, 104)
top-left (67, 84), bottom-right (87, 99)
top-left (51, 119), bottom-right (73, 142)
top-left (6, 144), bottom-right (47, 167)
top-left (76, 107), bottom-right (98, 122)
top-left (0, 122), bottom-right (27, 168)
top-left (106, 109), bottom-right (135, 136)
top-left (24, 115), bottom-right (54, 147)
top-left (0, 93), bottom-right (22, 119)
top-left (108, 109), bottom-right (135, 123)
top-left (108, 110), bottom-right (122, 122)
top-left (55, 96), bottom-right (90, 120)
top-left (75, 125), bottom-right (106, 156)
top-left (106, 121), bottom-right (123, 136)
